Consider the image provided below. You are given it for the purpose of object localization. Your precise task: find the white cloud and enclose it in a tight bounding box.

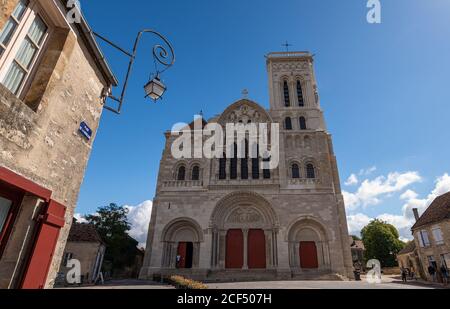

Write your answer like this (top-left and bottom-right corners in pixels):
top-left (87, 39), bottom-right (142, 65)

top-left (344, 174), bottom-right (359, 186)
top-left (343, 171), bottom-right (422, 211)
top-left (125, 200), bottom-right (153, 248)
top-left (346, 173), bottom-right (450, 241)
top-left (402, 173), bottom-right (450, 220)
top-left (400, 190), bottom-right (418, 201)
top-left (74, 213), bottom-right (88, 223)
top-left (347, 213), bottom-right (372, 235)
top-left (359, 166), bottom-right (377, 176)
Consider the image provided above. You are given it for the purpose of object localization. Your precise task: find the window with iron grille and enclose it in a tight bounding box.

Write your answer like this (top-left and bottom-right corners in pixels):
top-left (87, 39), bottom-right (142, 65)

top-left (283, 81), bottom-right (290, 107)
top-left (297, 80), bottom-right (304, 106)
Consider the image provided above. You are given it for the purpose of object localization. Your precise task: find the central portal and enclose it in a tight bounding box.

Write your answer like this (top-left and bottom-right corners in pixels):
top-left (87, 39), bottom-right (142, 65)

top-left (210, 192), bottom-right (279, 271)
top-left (225, 229), bottom-right (243, 269)
top-left (225, 229), bottom-right (266, 269)
top-left (248, 229), bottom-right (266, 269)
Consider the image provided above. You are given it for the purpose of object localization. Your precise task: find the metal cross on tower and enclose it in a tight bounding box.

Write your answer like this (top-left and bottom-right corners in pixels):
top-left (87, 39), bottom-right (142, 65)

top-left (282, 41), bottom-right (293, 52)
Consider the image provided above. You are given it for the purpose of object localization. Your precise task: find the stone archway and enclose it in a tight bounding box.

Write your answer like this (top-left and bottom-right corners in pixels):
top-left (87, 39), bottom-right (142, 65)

top-left (287, 216), bottom-right (331, 271)
top-left (160, 218), bottom-right (203, 269)
top-left (210, 191), bottom-right (279, 270)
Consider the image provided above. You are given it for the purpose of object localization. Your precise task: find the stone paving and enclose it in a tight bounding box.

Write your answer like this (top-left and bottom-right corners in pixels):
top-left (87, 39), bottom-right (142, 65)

top-left (61, 276), bottom-right (446, 289)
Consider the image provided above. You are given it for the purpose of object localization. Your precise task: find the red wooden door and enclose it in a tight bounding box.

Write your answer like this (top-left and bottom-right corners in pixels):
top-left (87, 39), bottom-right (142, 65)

top-left (248, 229), bottom-right (266, 269)
top-left (21, 200), bottom-right (66, 289)
top-left (177, 242), bottom-right (187, 268)
top-left (226, 229), bottom-right (243, 269)
top-left (299, 241), bottom-right (318, 269)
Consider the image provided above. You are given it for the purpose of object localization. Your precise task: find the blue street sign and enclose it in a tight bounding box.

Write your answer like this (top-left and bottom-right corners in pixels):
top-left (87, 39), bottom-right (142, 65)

top-left (79, 121), bottom-right (92, 141)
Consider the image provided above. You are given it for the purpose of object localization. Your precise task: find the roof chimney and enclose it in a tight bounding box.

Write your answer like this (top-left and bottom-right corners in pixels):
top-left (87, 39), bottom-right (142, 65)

top-left (413, 208), bottom-right (420, 222)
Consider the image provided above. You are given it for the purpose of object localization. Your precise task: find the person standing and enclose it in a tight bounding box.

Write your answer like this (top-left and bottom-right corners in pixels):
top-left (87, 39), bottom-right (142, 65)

top-left (401, 267), bottom-right (408, 283)
top-left (428, 264), bottom-right (437, 282)
top-left (440, 264), bottom-right (448, 286)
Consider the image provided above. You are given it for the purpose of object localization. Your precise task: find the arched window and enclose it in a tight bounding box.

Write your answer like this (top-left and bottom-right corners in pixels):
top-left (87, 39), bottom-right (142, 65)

top-left (306, 163), bottom-right (316, 179)
top-left (283, 81), bottom-right (290, 107)
top-left (230, 143), bottom-right (238, 179)
top-left (219, 153), bottom-right (226, 180)
top-left (241, 140), bottom-right (249, 180)
top-left (297, 80), bottom-right (304, 107)
top-left (252, 144), bottom-right (260, 179)
top-left (285, 117), bottom-right (292, 130)
top-left (263, 157), bottom-right (271, 179)
top-left (292, 164), bottom-right (300, 179)
top-left (299, 117), bottom-right (307, 130)
top-left (177, 166), bottom-right (186, 181)
top-left (191, 166), bottom-right (200, 181)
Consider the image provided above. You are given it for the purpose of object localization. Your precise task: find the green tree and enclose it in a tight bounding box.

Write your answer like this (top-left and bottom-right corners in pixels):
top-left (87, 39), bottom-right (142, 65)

top-left (361, 219), bottom-right (405, 267)
top-left (85, 203), bottom-right (138, 276)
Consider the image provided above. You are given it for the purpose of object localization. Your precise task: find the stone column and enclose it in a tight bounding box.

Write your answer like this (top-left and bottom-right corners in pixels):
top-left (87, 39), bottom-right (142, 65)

top-left (161, 242), bottom-right (167, 267)
top-left (272, 230), bottom-right (278, 267)
top-left (289, 80), bottom-right (296, 108)
top-left (193, 242), bottom-right (201, 268)
top-left (242, 228), bottom-right (249, 269)
top-left (210, 229), bottom-right (216, 268)
top-left (219, 230), bottom-right (227, 269)
top-left (170, 242), bottom-right (177, 268)
top-left (264, 230), bottom-right (272, 269)
top-left (276, 229), bottom-right (290, 269)
top-left (198, 232), bottom-right (208, 268)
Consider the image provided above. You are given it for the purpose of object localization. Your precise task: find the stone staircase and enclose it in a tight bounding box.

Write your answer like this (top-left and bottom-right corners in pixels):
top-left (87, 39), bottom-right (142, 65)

top-left (205, 269), bottom-right (344, 282)
top-left (205, 269), bottom-right (278, 283)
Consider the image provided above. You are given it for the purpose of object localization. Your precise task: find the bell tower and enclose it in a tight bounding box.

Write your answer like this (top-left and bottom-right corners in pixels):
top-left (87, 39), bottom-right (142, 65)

top-left (266, 51), bottom-right (325, 131)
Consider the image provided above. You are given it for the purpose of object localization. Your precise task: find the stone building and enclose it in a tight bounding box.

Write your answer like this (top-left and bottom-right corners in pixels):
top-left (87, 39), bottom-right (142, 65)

top-left (0, 0), bottom-right (116, 288)
top-left (396, 241), bottom-right (426, 279)
top-left (410, 192), bottom-right (450, 281)
top-left (58, 222), bottom-right (105, 285)
top-left (349, 237), bottom-right (365, 267)
top-left (140, 51), bottom-right (353, 281)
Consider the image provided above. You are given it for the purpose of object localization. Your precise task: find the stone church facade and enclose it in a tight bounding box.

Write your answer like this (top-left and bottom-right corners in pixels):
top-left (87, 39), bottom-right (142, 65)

top-left (140, 52), bottom-right (353, 281)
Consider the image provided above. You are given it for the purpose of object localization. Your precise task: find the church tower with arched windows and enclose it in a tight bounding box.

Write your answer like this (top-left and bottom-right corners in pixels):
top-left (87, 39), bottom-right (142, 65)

top-left (140, 52), bottom-right (353, 281)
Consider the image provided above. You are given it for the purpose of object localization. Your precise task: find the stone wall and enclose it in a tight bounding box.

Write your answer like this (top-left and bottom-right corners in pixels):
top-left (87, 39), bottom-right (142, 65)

top-left (0, 0), bottom-right (20, 30)
top-left (59, 241), bottom-right (104, 283)
top-left (0, 19), bottom-right (108, 287)
top-left (413, 219), bottom-right (450, 281)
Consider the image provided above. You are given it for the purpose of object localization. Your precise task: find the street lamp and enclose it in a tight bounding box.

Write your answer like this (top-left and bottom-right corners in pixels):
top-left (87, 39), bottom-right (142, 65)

top-left (144, 74), bottom-right (166, 101)
top-left (93, 29), bottom-right (176, 114)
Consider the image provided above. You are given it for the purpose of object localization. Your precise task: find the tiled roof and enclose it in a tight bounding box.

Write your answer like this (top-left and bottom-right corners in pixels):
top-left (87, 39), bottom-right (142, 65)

top-left (412, 191), bottom-right (450, 230)
top-left (397, 241), bottom-right (416, 255)
top-left (68, 223), bottom-right (103, 243)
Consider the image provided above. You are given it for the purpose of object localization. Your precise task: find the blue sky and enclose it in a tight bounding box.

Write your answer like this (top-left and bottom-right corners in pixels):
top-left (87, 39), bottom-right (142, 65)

top-left (76, 0), bottom-right (450, 242)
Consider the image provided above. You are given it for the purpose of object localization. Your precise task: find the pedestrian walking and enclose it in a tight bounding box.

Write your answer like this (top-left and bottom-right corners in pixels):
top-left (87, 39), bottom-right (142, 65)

top-left (401, 267), bottom-right (408, 283)
top-left (428, 264), bottom-right (437, 282)
top-left (440, 264), bottom-right (448, 286)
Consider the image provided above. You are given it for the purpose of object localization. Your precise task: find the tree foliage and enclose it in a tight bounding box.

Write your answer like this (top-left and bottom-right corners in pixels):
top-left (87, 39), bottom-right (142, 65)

top-left (85, 203), bottom-right (138, 276)
top-left (361, 219), bottom-right (405, 267)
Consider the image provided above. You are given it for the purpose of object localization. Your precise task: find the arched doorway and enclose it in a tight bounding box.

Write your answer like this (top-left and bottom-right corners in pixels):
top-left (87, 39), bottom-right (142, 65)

top-left (287, 217), bottom-right (331, 271)
top-left (210, 192), bottom-right (278, 270)
top-left (161, 218), bottom-right (203, 269)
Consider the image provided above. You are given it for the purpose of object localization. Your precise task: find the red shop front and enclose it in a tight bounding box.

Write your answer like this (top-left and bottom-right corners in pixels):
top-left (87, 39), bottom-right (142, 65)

top-left (0, 167), bottom-right (66, 289)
